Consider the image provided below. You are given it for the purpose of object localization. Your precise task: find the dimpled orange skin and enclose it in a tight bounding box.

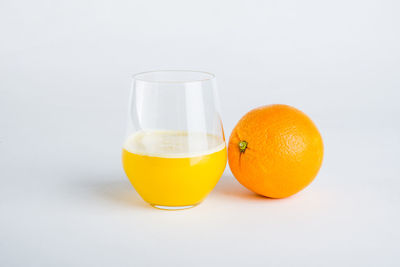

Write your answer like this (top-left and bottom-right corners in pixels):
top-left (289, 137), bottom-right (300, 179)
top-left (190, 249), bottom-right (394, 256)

top-left (228, 104), bottom-right (324, 198)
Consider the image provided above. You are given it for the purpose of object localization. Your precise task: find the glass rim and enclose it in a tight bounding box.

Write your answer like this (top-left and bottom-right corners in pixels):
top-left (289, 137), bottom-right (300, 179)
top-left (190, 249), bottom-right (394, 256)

top-left (132, 70), bottom-right (216, 84)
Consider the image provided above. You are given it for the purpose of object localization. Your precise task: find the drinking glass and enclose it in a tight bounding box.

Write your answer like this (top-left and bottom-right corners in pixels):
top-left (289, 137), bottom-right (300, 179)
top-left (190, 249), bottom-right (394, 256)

top-left (122, 70), bottom-right (227, 210)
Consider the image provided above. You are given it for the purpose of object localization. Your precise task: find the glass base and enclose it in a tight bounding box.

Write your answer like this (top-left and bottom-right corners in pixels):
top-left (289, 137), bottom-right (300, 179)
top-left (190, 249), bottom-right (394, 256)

top-left (150, 203), bottom-right (199, 210)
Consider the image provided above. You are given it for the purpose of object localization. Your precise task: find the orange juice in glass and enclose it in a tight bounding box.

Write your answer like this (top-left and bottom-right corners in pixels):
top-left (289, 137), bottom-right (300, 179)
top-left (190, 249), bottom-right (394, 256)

top-left (122, 71), bottom-right (227, 210)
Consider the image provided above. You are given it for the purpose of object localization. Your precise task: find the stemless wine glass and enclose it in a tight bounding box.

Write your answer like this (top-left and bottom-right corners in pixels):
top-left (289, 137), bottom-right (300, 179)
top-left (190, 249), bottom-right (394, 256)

top-left (122, 70), bottom-right (227, 210)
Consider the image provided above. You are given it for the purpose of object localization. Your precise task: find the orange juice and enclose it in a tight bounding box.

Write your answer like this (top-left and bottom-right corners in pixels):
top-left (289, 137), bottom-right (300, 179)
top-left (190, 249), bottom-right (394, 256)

top-left (122, 130), bottom-right (227, 209)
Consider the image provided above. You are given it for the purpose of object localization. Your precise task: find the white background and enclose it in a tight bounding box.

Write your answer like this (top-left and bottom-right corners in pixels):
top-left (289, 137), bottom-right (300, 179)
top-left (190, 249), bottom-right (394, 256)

top-left (1, 0), bottom-right (399, 266)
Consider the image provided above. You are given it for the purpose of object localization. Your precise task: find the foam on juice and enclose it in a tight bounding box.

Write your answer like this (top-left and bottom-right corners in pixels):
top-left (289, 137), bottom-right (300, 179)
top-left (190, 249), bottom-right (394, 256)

top-left (123, 130), bottom-right (225, 158)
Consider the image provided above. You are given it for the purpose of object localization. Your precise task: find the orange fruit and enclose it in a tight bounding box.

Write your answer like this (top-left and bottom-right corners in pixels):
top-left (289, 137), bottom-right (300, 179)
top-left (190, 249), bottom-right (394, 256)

top-left (228, 104), bottom-right (323, 198)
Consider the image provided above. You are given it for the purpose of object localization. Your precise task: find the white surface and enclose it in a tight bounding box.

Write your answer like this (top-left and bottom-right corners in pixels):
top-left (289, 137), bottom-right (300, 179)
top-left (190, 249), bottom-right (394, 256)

top-left (1, 0), bottom-right (399, 266)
